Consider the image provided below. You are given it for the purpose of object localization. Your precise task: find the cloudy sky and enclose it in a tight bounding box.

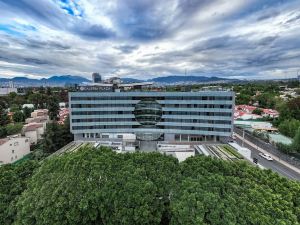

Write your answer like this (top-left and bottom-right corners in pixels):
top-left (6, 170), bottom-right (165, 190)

top-left (0, 0), bottom-right (300, 80)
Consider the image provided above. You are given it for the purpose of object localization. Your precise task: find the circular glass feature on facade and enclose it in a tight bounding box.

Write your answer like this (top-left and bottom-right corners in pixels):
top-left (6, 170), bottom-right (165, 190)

top-left (134, 99), bottom-right (163, 141)
top-left (134, 99), bottom-right (162, 126)
top-left (136, 132), bottom-right (162, 141)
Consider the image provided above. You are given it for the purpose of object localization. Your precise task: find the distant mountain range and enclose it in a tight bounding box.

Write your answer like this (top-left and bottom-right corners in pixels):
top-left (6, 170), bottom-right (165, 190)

top-left (0, 75), bottom-right (90, 87)
top-left (148, 75), bottom-right (237, 84)
top-left (0, 75), bottom-right (238, 87)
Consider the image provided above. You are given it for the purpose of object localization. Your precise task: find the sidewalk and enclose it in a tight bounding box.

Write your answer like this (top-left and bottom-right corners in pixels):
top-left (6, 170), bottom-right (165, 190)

top-left (235, 133), bottom-right (300, 175)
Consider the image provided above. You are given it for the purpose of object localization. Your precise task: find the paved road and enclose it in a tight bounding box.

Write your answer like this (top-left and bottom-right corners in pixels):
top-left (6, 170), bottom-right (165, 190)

top-left (235, 136), bottom-right (300, 181)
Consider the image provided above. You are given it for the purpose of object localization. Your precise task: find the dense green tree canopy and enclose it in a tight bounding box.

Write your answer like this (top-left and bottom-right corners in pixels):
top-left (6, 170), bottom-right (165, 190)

top-left (290, 127), bottom-right (300, 153)
top-left (9, 104), bottom-right (21, 113)
top-left (0, 123), bottom-right (24, 138)
top-left (252, 108), bottom-right (263, 115)
top-left (254, 93), bottom-right (278, 109)
top-left (12, 111), bottom-right (25, 123)
top-left (15, 148), bottom-right (179, 225)
top-left (286, 97), bottom-right (300, 120)
top-left (0, 105), bottom-right (10, 126)
top-left (0, 160), bottom-right (39, 225)
top-left (5, 123), bottom-right (23, 136)
top-left (278, 119), bottom-right (300, 138)
top-left (47, 96), bottom-right (59, 120)
top-left (42, 120), bottom-right (73, 154)
top-left (172, 156), bottom-right (300, 225)
top-left (6, 147), bottom-right (298, 225)
top-left (22, 106), bottom-right (33, 119)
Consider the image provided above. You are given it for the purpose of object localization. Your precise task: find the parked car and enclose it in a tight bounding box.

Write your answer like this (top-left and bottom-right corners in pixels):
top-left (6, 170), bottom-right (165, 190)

top-left (232, 133), bottom-right (237, 140)
top-left (259, 152), bottom-right (273, 161)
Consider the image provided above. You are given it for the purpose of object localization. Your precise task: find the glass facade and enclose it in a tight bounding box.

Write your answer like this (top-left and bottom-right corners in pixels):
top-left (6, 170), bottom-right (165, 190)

top-left (134, 99), bottom-right (162, 126)
top-left (69, 91), bottom-right (235, 141)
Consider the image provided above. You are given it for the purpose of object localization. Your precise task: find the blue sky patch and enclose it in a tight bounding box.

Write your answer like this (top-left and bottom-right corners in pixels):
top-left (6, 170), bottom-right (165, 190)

top-left (56, 0), bottom-right (83, 17)
top-left (0, 24), bottom-right (25, 37)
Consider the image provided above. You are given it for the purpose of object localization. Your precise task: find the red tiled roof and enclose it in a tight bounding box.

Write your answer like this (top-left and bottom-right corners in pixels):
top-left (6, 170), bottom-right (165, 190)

top-left (262, 109), bottom-right (279, 115)
top-left (23, 123), bottom-right (43, 132)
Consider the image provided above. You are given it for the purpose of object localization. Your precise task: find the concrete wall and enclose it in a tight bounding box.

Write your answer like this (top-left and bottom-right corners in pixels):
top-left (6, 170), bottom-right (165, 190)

top-left (0, 137), bottom-right (30, 164)
top-left (24, 131), bottom-right (38, 144)
top-left (164, 134), bottom-right (175, 142)
top-left (37, 127), bottom-right (44, 139)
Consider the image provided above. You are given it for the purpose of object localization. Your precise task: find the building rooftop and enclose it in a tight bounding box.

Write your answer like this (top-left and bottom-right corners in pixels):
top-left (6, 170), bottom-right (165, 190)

top-left (26, 116), bottom-right (48, 123)
top-left (22, 123), bottom-right (43, 132)
top-left (0, 135), bottom-right (22, 146)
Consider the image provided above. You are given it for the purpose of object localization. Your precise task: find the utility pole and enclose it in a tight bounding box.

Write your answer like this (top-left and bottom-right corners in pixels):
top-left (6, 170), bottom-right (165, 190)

top-left (242, 129), bottom-right (245, 147)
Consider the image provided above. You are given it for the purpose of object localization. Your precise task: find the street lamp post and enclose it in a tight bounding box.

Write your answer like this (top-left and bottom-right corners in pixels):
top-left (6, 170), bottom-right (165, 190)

top-left (242, 129), bottom-right (245, 147)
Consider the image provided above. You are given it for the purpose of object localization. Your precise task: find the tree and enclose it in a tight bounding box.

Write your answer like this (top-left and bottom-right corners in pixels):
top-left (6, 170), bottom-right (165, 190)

top-left (7, 92), bottom-right (19, 106)
top-left (9, 104), bottom-right (20, 112)
top-left (28, 118), bottom-right (73, 158)
top-left (15, 148), bottom-right (179, 225)
top-left (38, 86), bottom-right (45, 94)
top-left (46, 87), bottom-right (52, 96)
top-left (290, 127), bottom-right (300, 153)
top-left (42, 122), bottom-right (64, 153)
top-left (172, 156), bottom-right (300, 225)
top-left (61, 116), bottom-right (73, 144)
top-left (252, 108), bottom-right (263, 115)
top-left (13, 149), bottom-right (300, 225)
top-left (13, 111), bottom-right (25, 123)
top-left (0, 106), bottom-right (10, 126)
top-left (0, 160), bottom-right (39, 225)
top-left (0, 126), bottom-right (7, 138)
top-left (286, 97), bottom-right (300, 120)
top-left (278, 119), bottom-right (300, 138)
top-left (236, 94), bottom-right (251, 105)
top-left (47, 96), bottom-right (59, 121)
top-left (29, 141), bottom-right (49, 160)
top-left (59, 89), bottom-right (69, 102)
top-left (276, 142), bottom-right (292, 154)
top-left (274, 97), bottom-right (300, 132)
top-left (28, 93), bottom-right (43, 109)
top-left (5, 123), bottom-right (23, 135)
top-left (41, 121), bottom-right (73, 154)
top-left (255, 93), bottom-right (277, 108)
top-left (22, 106), bottom-right (32, 119)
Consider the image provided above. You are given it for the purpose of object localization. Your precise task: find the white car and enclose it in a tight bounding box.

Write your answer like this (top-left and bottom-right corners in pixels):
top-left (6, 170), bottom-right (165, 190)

top-left (259, 152), bottom-right (273, 161)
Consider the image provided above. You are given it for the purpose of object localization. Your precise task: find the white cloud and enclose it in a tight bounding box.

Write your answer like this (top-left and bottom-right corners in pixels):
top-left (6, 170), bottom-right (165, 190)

top-left (0, 0), bottom-right (299, 80)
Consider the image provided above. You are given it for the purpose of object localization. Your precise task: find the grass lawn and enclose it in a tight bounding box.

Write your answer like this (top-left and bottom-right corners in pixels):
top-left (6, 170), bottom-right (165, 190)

top-left (221, 145), bottom-right (244, 159)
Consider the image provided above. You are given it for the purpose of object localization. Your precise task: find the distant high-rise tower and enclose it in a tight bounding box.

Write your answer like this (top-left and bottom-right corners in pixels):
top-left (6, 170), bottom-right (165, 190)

top-left (92, 73), bottom-right (102, 83)
top-left (8, 81), bottom-right (14, 88)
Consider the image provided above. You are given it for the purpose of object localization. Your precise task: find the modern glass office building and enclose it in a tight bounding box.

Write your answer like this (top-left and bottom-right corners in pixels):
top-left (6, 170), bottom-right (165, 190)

top-left (69, 90), bottom-right (235, 142)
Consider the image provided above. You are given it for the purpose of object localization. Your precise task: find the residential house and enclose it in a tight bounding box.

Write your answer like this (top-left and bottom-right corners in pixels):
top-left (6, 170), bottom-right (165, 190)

top-left (22, 123), bottom-right (45, 145)
top-left (0, 135), bottom-right (30, 165)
